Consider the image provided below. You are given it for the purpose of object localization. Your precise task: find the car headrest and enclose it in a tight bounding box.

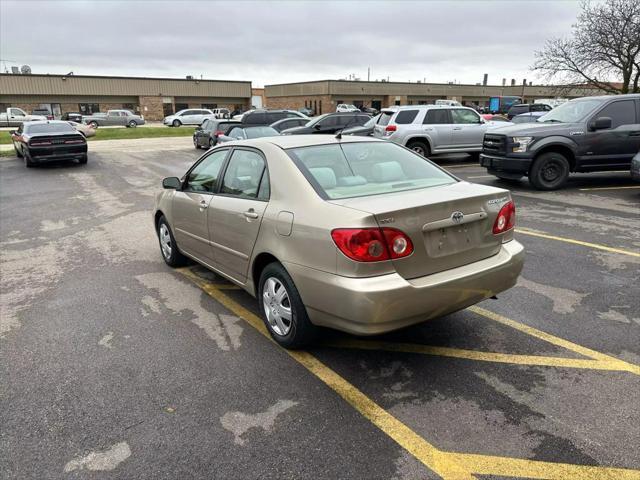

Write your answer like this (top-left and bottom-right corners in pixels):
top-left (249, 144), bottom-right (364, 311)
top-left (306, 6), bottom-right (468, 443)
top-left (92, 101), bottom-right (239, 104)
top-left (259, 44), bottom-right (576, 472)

top-left (371, 161), bottom-right (404, 182)
top-left (309, 167), bottom-right (337, 190)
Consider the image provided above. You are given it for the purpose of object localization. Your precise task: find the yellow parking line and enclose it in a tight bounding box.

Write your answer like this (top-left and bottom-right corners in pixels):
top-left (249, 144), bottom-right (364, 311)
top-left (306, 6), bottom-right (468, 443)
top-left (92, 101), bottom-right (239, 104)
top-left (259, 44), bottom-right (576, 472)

top-left (322, 338), bottom-right (625, 372)
top-left (178, 267), bottom-right (640, 479)
top-left (469, 306), bottom-right (640, 375)
top-left (516, 227), bottom-right (640, 258)
top-left (443, 163), bottom-right (481, 169)
top-left (579, 185), bottom-right (640, 191)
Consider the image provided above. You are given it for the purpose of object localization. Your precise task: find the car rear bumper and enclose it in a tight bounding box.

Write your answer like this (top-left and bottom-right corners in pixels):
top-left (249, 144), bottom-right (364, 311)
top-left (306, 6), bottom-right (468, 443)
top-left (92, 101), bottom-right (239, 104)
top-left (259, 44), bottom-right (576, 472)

top-left (29, 146), bottom-right (87, 162)
top-left (285, 240), bottom-right (525, 335)
top-left (480, 154), bottom-right (531, 174)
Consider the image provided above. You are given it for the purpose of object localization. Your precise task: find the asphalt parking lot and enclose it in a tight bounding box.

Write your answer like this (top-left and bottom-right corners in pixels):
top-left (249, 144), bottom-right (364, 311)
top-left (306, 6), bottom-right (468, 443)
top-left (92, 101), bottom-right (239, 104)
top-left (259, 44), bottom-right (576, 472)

top-left (1, 137), bottom-right (639, 479)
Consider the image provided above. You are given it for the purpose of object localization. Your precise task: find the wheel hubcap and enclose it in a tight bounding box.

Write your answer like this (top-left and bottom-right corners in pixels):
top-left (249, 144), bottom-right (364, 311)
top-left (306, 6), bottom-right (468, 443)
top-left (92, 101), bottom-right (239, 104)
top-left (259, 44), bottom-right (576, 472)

top-left (262, 277), bottom-right (292, 336)
top-left (159, 224), bottom-right (172, 259)
top-left (412, 146), bottom-right (425, 155)
top-left (542, 161), bottom-right (561, 181)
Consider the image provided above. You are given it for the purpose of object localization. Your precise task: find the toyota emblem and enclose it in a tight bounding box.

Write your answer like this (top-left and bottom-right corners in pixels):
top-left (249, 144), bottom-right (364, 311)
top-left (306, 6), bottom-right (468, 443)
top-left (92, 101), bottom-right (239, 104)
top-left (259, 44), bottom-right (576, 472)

top-left (451, 211), bottom-right (464, 224)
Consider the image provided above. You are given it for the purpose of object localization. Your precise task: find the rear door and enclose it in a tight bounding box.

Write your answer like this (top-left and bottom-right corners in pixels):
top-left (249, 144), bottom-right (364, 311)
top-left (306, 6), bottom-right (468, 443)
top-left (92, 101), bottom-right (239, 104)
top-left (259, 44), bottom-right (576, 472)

top-left (172, 148), bottom-right (229, 265)
top-left (451, 108), bottom-right (486, 149)
top-left (423, 108), bottom-right (453, 150)
top-left (207, 148), bottom-right (269, 282)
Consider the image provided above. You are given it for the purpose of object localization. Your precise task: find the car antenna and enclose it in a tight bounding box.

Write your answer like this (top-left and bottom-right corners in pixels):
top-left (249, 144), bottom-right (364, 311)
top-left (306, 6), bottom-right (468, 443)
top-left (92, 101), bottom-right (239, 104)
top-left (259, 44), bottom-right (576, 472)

top-left (335, 112), bottom-right (364, 140)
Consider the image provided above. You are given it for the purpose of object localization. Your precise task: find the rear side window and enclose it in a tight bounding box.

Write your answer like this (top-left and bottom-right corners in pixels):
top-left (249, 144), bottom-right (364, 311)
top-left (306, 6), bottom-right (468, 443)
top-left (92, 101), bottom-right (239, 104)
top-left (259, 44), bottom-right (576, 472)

top-left (394, 110), bottom-right (419, 124)
top-left (287, 142), bottom-right (455, 200)
top-left (267, 112), bottom-right (286, 123)
top-left (596, 100), bottom-right (636, 128)
top-left (424, 109), bottom-right (450, 124)
top-left (245, 112), bottom-right (266, 124)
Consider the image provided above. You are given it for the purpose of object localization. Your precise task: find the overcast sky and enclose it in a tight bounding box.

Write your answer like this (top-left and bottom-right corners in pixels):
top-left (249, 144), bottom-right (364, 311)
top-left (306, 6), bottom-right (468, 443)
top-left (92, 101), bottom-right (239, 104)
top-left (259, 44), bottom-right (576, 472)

top-left (0, 0), bottom-right (584, 87)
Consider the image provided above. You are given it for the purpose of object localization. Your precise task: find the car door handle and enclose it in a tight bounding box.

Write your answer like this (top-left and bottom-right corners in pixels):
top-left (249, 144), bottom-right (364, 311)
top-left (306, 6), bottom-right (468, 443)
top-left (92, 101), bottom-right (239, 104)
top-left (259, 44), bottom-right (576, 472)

top-left (243, 210), bottom-right (259, 219)
top-left (199, 200), bottom-right (208, 210)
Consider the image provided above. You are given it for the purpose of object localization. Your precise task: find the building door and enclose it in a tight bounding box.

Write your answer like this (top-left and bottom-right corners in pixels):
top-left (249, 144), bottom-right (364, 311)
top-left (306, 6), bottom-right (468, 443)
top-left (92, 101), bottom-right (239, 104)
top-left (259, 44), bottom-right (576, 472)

top-left (372, 100), bottom-right (381, 111)
top-left (163, 103), bottom-right (174, 116)
top-left (51, 104), bottom-right (62, 119)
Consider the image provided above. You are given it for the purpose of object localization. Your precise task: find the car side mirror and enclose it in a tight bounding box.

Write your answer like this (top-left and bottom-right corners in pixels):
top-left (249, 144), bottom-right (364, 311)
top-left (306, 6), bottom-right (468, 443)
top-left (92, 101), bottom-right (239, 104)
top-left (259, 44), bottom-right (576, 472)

top-left (590, 116), bottom-right (612, 131)
top-left (314, 124), bottom-right (322, 130)
top-left (162, 177), bottom-right (181, 190)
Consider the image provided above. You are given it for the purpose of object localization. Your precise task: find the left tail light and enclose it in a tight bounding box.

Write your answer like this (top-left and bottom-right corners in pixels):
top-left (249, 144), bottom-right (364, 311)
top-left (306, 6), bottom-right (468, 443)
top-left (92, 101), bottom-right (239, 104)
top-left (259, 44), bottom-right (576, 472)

top-left (492, 200), bottom-right (516, 234)
top-left (331, 227), bottom-right (414, 262)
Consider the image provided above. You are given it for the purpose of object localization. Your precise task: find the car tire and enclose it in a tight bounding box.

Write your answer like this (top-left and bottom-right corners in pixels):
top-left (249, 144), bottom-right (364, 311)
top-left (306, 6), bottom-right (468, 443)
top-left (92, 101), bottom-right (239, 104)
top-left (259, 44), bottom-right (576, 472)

top-left (258, 262), bottom-right (317, 349)
top-left (209, 138), bottom-right (215, 148)
top-left (89, 121), bottom-right (99, 129)
top-left (529, 152), bottom-right (570, 190)
top-left (14, 146), bottom-right (23, 158)
top-left (78, 154), bottom-right (88, 165)
top-left (468, 152), bottom-right (481, 163)
top-left (24, 152), bottom-right (35, 168)
top-left (172, 119), bottom-right (181, 128)
top-left (407, 140), bottom-right (430, 157)
top-left (157, 216), bottom-right (188, 268)
top-left (128, 120), bottom-right (137, 128)
top-left (193, 137), bottom-right (201, 149)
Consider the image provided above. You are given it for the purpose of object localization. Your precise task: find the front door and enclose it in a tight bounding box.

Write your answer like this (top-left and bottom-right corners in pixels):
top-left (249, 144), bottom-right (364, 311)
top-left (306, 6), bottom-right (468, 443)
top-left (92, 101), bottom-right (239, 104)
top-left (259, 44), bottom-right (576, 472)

top-left (580, 98), bottom-right (640, 169)
top-left (171, 148), bottom-right (229, 265)
top-left (208, 148), bottom-right (269, 283)
top-left (450, 108), bottom-right (486, 148)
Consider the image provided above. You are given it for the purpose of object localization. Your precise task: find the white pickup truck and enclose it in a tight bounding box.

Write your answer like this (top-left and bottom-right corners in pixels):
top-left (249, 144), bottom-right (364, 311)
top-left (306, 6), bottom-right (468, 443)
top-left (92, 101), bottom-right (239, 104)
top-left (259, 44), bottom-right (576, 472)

top-left (0, 107), bottom-right (47, 127)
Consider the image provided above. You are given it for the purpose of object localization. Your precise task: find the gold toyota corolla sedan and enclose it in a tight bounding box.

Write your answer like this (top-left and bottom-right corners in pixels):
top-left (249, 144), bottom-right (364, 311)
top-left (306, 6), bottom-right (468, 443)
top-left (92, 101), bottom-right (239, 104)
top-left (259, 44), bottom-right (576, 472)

top-left (154, 135), bottom-right (524, 348)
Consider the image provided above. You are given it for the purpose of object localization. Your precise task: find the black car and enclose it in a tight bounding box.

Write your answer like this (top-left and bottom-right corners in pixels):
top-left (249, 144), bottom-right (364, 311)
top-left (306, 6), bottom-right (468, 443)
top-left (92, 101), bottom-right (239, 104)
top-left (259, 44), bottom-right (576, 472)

top-left (506, 103), bottom-right (552, 120)
top-left (218, 125), bottom-right (279, 143)
top-left (631, 151), bottom-right (640, 182)
top-left (241, 109), bottom-right (307, 126)
top-left (270, 117), bottom-right (309, 133)
top-left (359, 106), bottom-right (379, 116)
top-left (61, 112), bottom-right (83, 123)
top-left (193, 118), bottom-right (240, 149)
top-left (281, 112), bottom-right (371, 135)
top-left (480, 94), bottom-right (640, 190)
top-left (10, 120), bottom-right (88, 167)
top-left (342, 114), bottom-right (380, 136)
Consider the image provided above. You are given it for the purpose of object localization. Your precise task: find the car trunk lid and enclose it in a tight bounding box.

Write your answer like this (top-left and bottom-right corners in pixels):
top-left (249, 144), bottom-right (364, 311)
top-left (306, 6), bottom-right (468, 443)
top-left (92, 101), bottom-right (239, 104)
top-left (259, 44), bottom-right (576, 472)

top-left (329, 182), bottom-right (511, 279)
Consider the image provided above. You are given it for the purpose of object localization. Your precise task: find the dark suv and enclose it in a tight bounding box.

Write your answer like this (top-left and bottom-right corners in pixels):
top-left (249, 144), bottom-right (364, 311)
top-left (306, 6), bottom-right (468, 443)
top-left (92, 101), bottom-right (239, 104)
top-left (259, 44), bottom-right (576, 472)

top-left (241, 109), bottom-right (307, 126)
top-left (480, 94), bottom-right (640, 190)
top-left (506, 103), bottom-right (552, 120)
top-left (281, 112), bottom-right (371, 135)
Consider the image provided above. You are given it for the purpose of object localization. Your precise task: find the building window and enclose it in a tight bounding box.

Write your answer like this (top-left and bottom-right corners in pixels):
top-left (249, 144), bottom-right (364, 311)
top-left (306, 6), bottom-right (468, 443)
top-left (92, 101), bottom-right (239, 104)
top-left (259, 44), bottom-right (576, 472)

top-left (175, 103), bottom-right (188, 111)
top-left (122, 103), bottom-right (136, 112)
top-left (79, 103), bottom-right (100, 115)
top-left (202, 103), bottom-right (218, 109)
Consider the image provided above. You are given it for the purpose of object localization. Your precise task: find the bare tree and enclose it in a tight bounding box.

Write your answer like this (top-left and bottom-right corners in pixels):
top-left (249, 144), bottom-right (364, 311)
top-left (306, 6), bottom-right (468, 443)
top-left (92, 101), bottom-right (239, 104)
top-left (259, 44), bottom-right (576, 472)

top-left (533, 0), bottom-right (640, 94)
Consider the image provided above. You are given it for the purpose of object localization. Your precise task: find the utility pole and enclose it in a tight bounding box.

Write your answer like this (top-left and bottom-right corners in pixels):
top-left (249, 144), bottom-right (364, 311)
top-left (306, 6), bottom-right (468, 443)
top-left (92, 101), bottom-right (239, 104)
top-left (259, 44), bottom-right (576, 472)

top-left (367, 67), bottom-right (370, 82)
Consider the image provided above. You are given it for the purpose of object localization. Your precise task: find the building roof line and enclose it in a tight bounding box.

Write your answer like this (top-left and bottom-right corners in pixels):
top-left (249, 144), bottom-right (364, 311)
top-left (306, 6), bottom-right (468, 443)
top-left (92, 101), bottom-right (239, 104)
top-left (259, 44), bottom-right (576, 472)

top-left (0, 73), bottom-right (252, 84)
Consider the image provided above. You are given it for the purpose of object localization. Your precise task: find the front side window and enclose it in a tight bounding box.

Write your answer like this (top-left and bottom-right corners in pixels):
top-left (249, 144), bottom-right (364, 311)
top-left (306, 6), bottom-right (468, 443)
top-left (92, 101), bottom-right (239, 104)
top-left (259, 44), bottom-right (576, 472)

top-left (186, 149), bottom-right (228, 193)
top-left (10, 108), bottom-right (25, 116)
top-left (451, 109), bottom-right (480, 124)
top-left (221, 150), bottom-right (266, 199)
top-left (595, 100), bottom-right (637, 128)
top-left (288, 142), bottom-right (455, 200)
top-left (424, 109), bottom-right (451, 124)
top-left (538, 100), bottom-right (601, 123)
top-left (394, 110), bottom-right (419, 124)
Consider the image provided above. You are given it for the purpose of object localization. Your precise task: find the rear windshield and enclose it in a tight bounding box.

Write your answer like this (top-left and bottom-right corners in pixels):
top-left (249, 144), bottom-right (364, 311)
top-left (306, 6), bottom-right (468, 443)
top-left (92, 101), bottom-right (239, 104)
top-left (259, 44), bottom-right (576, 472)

top-left (287, 142), bottom-right (455, 200)
top-left (245, 126), bottom-right (278, 138)
top-left (378, 111), bottom-right (394, 126)
top-left (25, 123), bottom-right (75, 134)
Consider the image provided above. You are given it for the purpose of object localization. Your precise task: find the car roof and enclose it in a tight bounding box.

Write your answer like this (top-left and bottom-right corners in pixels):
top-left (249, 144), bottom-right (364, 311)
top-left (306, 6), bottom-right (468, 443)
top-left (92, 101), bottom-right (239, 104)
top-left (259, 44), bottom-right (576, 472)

top-left (251, 134), bottom-right (384, 150)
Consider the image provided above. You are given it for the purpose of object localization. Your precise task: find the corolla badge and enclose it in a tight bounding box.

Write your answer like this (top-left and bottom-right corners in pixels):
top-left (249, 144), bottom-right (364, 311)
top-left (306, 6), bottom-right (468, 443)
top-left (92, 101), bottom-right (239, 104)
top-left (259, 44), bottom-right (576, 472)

top-left (451, 211), bottom-right (464, 224)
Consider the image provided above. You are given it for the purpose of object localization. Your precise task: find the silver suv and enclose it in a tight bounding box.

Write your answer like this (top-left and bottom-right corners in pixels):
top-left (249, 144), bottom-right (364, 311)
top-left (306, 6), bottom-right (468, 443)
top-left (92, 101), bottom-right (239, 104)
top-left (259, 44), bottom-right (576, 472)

top-left (373, 105), bottom-right (504, 158)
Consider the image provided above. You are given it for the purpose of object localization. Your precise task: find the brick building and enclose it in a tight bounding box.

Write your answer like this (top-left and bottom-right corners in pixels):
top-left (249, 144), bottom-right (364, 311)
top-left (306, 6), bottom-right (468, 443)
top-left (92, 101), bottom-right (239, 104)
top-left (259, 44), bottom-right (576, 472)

top-left (265, 79), bottom-right (603, 114)
top-left (0, 74), bottom-right (252, 121)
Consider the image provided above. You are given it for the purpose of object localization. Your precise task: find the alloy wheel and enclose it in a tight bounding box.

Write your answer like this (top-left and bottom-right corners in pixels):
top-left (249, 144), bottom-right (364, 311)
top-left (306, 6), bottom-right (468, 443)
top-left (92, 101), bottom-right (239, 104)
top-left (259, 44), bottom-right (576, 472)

top-left (262, 277), bottom-right (292, 336)
top-left (159, 223), bottom-right (172, 259)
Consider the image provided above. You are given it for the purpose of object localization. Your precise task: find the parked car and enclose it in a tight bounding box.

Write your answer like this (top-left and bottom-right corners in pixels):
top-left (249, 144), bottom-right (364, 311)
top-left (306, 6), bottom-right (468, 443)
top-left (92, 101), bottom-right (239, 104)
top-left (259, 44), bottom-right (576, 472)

top-left (193, 119), bottom-right (240, 149)
top-left (282, 112), bottom-right (371, 135)
top-left (10, 120), bottom-right (87, 167)
top-left (163, 108), bottom-right (216, 127)
top-left (68, 121), bottom-right (96, 138)
top-left (631, 151), bottom-right (640, 182)
top-left (373, 105), bottom-right (503, 158)
top-left (154, 136), bottom-right (524, 347)
top-left (480, 94), bottom-right (640, 190)
top-left (298, 107), bottom-right (315, 117)
top-left (506, 103), bottom-right (552, 120)
top-left (270, 117), bottom-right (309, 133)
top-left (211, 108), bottom-right (231, 119)
top-left (83, 109), bottom-right (145, 128)
top-left (61, 112), bottom-right (83, 123)
top-left (511, 112), bottom-right (547, 124)
top-left (336, 104), bottom-right (360, 113)
top-left (342, 114), bottom-right (380, 136)
top-left (359, 106), bottom-right (379, 116)
top-left (435, 99), bottom-right (462, 107)
top-left (31, 108), bottom-right (54, 120)
top-left (0, 107), bottom-right (46, 127)
top-left (218, 125), bottom-right (279, 143)
top-left (241, 109), bottom-right (308, 126)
